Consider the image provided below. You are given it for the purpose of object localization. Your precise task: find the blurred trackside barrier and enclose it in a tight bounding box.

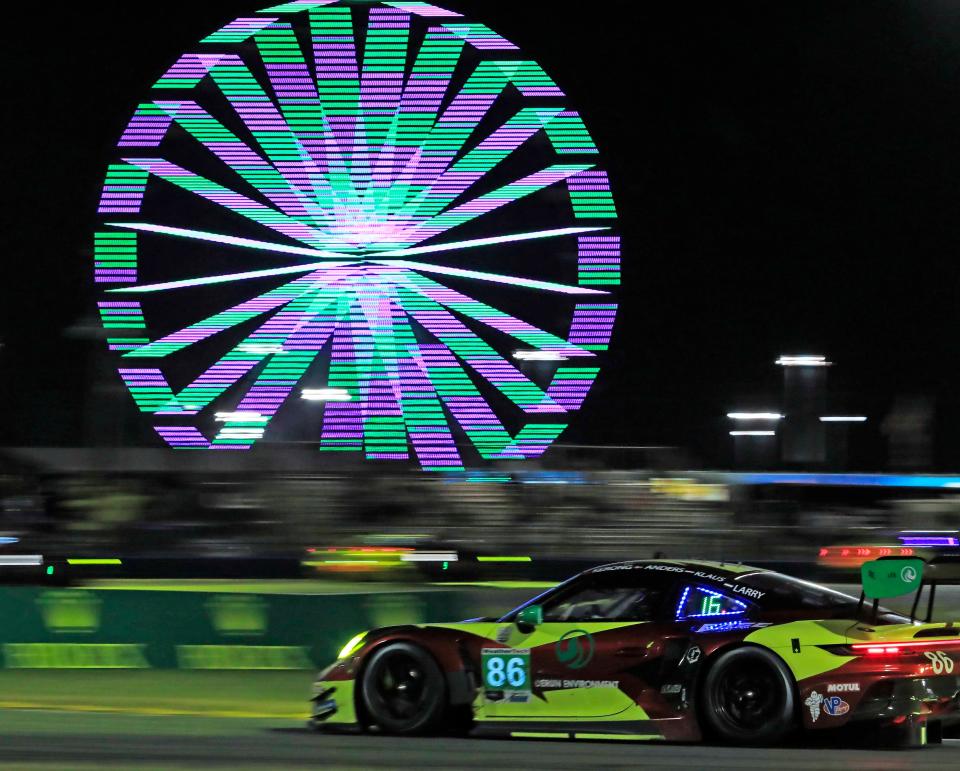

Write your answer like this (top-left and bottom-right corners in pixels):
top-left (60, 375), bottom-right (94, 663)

top-left (0, 586), bottom-right (523, 670)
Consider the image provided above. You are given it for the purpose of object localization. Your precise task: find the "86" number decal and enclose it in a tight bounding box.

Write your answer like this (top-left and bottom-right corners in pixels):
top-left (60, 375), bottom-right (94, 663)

top-left (923, 650), bottom-right (955, 674)
top-left (481, 648), bottom-right (531, 693)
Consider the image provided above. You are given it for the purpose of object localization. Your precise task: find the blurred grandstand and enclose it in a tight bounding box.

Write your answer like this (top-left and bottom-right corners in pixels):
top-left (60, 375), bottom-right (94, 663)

top-left (2, 446), bottom-right (958, 569)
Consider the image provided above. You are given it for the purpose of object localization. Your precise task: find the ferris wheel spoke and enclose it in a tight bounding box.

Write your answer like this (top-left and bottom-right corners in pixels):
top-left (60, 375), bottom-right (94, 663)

top-left (123, 268), bottom-right (363, 359)
top-left (399, 164), bottom-right (595, 246)
top-left (108, 221), bottom-right (607, 266)
top-left (198, 52), bottom-right (363, 209)
top-left (383, 267), bottom-right (593, 357)
top-left (105, 225), bottom-right (608, 296)
top-left (107, 222), bottom-right (354, 262)
top-left (373, 226), bottom-right (610, 258)
top-left (389, 284), bottom-right (564, 414)
top-left (133, 289), bottom-right (343, 415)
top-left (150, 100), bottom-right (336, 228)
top-left (393, 107), bottom-right (565, 219)
top-left (120, 158), bottom-right (357, 253)
top-left (372, 259), bottom-right (606, 296)
top-left (108, 259), bottom-right (359, 294)
top-left (394, 60), bottom-right (564, 219)
top-left (109, 256), bottom-right (601, 297)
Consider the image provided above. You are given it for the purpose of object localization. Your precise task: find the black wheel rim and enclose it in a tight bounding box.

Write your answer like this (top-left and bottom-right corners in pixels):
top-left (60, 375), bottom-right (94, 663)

top-left (369, 651), bottom-right (430, 722)
top-left (714, 660), bottom-right (781, 731)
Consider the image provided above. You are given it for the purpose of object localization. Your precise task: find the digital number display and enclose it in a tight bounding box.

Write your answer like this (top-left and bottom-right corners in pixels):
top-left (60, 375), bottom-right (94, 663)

top-left (700, 595), bottom-right (723, 616)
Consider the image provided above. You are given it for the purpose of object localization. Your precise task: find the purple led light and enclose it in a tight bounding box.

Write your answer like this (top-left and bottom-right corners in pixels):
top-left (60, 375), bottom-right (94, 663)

top-left (898, 536), bottom-right (960, 547)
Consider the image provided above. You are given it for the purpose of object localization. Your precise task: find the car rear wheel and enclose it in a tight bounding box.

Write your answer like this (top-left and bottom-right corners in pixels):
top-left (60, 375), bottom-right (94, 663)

top-left (700, 646), bottom-right (796, 744)
top-left (360, 642), bottom-right (447, 735)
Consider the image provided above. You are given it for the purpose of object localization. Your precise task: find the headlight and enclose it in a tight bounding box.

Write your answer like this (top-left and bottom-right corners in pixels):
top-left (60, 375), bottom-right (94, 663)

top-left (338, 632), bottom-right (367, 659)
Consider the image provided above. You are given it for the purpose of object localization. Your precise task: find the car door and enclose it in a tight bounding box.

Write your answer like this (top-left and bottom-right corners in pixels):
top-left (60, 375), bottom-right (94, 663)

top-left (481, 570), bottom-right (669, 720)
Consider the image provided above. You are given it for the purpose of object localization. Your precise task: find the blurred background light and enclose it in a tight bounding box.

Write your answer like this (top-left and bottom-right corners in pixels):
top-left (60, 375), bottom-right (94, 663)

top-left (0, 555), bottom-right (43, 566)
top-left (301, 388), bottom-right (352, 402)
top-left (775, 355), bottom-right (832, 367)
top-left (214, 412), bottom-right (266, 423)
top-left (512, 350), bottom-right (568, 362)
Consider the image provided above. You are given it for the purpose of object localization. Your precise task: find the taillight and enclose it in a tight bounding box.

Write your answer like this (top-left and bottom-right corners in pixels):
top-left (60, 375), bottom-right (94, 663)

top-left (849, 640), bottom-right (960, 656)
top-left (820, 639), bottom-right (960, 657)
top-left (859, 645), bottom-right (901, 656)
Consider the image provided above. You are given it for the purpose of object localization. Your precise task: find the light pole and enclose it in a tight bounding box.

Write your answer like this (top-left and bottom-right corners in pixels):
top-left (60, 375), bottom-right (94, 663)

top-left (777, 354), bottom-right (831, 466)
top-left (727, 413), bottom-right (782, 469)
top-left (819, 415), bottom-right (867, 468)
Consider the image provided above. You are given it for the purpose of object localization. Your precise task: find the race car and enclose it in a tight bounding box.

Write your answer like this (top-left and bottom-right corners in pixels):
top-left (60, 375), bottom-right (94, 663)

top-left (310, 557), bottom-right (960, 746)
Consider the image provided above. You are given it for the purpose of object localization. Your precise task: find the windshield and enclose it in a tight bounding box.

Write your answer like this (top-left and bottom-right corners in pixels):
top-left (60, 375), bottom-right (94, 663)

top-left (498, 569), bottom-right (670, 623)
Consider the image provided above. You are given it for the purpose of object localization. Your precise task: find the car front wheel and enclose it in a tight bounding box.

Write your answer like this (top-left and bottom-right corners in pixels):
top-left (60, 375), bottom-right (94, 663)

top-left (360, 642), bottom-right (447, 735)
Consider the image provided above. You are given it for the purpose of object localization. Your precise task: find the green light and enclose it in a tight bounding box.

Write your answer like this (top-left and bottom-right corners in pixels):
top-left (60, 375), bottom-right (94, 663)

top-left (66, 559), bottom-right (123, 566)
top-left (442, 561), bottom-right (449, 570)
top-left (338, 633), bottom-right (367, 659)
top-left (477, 556), bottom-right (532, 563)
top-left (46, 566), bottom-right (54, 576)
top-left (511, 731), bottom-right (568, 739)
top-left (699, 594), bottom-right (722, 615)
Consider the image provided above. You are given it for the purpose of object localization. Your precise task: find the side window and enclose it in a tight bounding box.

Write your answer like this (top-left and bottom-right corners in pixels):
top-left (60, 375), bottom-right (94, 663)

top-left (541, 576), bottom-right (664, 622)
top-left (675, 584), bottom-right (750, 620)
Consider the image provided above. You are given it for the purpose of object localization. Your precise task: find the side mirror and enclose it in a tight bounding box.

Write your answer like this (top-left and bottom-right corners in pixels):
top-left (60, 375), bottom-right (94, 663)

top-left (516, 604), bottom-right (543, 633)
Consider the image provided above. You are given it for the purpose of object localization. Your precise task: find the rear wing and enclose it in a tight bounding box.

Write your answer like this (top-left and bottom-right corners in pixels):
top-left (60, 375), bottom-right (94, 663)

top-left (860, 555), bottom-right (960, 623)
top-left (908, 557), bottom-right (960, 623)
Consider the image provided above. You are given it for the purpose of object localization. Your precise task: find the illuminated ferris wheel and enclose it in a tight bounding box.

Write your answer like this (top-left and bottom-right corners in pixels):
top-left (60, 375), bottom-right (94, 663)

top-left (94, 0), bottom-right (620, 471)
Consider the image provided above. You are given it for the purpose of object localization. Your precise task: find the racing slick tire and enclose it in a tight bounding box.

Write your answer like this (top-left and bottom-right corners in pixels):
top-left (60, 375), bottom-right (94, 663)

top-left (700, 646), bottom-right (797, 745)
top-left (360, 642), bottom-right (448, 735)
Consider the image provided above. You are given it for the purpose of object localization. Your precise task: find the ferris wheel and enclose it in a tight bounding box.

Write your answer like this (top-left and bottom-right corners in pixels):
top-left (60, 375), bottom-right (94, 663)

top-left (94, 0), bottom-right (620, 471)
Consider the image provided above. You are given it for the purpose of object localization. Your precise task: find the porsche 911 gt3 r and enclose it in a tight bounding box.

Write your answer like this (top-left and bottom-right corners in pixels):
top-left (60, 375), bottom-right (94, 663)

top-left (310, 557), bottom-right (960, 746)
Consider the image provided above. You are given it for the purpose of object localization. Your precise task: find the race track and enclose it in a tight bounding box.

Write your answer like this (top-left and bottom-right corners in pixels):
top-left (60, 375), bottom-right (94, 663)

top-left (0, 710), bottom-right (957, 770)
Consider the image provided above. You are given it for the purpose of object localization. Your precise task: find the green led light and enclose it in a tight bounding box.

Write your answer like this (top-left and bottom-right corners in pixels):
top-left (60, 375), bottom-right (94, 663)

top-left (66, 559), bottom-right (123, 566)
top-left (476, 556), bottom-right (532, 563)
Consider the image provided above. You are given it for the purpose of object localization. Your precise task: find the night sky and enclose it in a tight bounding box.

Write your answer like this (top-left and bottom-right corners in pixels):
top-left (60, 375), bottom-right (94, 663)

top-left (4, 1), bottom-right (958, 468)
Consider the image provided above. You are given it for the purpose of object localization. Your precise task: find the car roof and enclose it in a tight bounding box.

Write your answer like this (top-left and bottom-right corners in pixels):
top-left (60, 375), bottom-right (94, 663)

top-left (586, 559), bottom-right (767, 579)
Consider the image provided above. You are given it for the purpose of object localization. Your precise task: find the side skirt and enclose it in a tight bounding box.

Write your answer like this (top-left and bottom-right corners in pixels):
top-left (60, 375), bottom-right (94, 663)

top-left (471, 720), bottom-right (664, 742)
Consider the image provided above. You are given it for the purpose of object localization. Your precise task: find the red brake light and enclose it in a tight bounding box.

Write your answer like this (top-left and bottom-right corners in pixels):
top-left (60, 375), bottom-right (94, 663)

top-left (863, 646), bottom-right (900, 656)
top-left (851, 640), bottom-right (960, 656)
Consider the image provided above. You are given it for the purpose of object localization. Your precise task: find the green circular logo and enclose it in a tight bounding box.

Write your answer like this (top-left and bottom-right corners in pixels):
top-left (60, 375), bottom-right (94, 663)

top-left (555, 629), bottom-right (595, 670)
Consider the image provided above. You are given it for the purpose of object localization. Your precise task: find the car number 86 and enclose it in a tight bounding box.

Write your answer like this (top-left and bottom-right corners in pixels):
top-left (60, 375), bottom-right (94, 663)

top-left (486, 656), bottom-right (527, 688)
top-left (923, 650), bottom-right (955, 674)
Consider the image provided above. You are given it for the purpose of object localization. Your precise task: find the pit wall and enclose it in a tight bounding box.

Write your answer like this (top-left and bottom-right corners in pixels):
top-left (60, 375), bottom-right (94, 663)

top-left (0, 586), bottom-right (526, 670)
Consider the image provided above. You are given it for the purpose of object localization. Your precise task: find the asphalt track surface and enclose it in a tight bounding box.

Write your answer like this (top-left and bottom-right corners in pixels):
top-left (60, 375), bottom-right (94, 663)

top-left (0, 711), bottom-right (958, 770)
